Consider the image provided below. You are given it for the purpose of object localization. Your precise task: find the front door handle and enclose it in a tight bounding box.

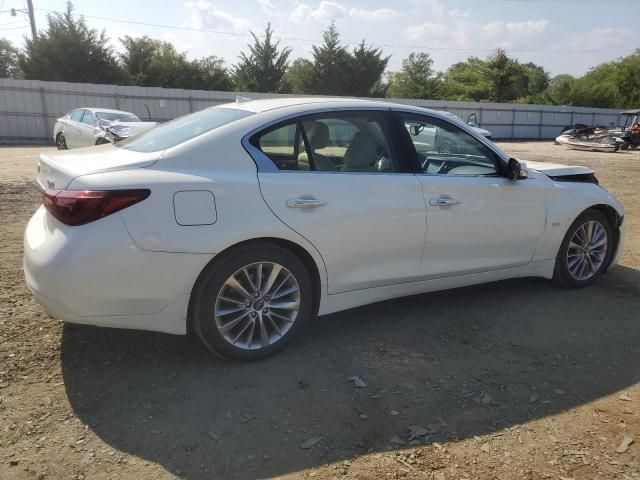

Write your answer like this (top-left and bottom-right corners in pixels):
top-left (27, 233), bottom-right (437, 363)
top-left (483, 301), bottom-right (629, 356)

top-left (429, 196), bottom-right (461, 207)
top-left (286, 198), bottom-right (328, 209)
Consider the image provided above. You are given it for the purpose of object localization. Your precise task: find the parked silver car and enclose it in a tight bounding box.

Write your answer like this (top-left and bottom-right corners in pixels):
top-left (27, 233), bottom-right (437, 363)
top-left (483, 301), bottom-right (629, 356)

top-left (54, 108), bottom-right (157, 150)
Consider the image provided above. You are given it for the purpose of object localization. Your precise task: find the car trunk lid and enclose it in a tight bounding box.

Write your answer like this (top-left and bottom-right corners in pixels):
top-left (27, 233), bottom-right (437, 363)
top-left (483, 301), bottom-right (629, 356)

top-left (37, 144), bottom-right (160, 190)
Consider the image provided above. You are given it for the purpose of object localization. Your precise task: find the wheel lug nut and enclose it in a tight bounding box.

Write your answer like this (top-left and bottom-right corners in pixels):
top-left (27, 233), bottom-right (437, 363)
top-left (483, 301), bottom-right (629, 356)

top-left (264, 296), bottom-right (270, 301)
top-left (263, 308), bottom-right (269, 314)
top-left (254, 292), bottom-right (260, 298)
top-left (245, 302), bottom-right (251, 308)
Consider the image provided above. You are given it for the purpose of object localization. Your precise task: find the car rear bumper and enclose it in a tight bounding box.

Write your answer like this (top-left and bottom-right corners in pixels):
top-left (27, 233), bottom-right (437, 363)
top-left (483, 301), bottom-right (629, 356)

top-left (24, 206), bottom-right (212, 335)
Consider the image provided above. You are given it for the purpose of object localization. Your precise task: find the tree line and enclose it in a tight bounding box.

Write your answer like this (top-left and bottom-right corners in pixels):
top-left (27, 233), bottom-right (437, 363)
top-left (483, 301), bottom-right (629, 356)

top-left (1, 3), bottom-right (638, 109)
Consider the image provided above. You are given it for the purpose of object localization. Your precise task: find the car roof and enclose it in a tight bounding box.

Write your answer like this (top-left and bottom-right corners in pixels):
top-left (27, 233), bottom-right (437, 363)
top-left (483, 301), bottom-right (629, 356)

top-left (79, 108), bottom-right (137, 115)
top-left (220, 96), bottom-right (451, 120)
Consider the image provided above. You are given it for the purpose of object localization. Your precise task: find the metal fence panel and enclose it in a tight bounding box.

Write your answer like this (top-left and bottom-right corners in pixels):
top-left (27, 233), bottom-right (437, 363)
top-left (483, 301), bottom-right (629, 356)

top-left (0, 77), bottom-right (628, 144)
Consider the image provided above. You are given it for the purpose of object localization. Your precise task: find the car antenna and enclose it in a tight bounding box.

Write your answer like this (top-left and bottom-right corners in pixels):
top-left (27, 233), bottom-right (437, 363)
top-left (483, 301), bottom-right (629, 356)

top-left (144, 103), bottom-right (151, 120)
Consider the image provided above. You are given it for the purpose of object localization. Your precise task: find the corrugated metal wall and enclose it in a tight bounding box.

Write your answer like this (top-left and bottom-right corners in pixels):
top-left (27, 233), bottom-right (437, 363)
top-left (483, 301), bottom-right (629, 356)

top-left (0, 78), bottom-right (626, 143)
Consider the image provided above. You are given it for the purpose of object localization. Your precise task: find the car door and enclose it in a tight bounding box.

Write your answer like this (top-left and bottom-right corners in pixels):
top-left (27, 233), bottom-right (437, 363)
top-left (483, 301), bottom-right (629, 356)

top-left (396, 111), bottom-right (547, 278)
top-left (77, 110), bottom-right (100, 147)
top-left (64, 109), bottom-right (84, 148)
top-left (254, 110), bottom-right (427, 294)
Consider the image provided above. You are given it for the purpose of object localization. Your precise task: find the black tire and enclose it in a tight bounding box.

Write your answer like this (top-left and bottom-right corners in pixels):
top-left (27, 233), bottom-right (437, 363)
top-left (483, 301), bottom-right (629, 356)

top-left (630, 144), bottom-right (638, 150)
top-left (553, 209), bottom-right (613, 288)
top-left (56, 133), bottom-right (67, 150)
top-left (190, 243), bottom-right (313, 360)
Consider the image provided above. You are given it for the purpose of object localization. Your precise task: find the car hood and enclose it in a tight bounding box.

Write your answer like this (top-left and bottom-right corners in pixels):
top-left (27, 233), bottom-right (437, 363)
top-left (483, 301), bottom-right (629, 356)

top-left (523, 160), bottom-right (594, 176)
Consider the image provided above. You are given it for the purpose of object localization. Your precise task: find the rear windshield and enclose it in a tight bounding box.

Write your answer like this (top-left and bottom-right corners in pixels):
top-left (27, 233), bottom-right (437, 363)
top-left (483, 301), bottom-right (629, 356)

top-left (117, 107), bottom-right (253, 152)
top-left (97, 111), bottom-right (141, 122)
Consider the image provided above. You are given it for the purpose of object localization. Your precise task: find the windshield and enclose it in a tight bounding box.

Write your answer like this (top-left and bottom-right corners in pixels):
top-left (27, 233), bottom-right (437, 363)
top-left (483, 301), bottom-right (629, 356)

top-left (96, 112), bottom-right (141, 123)
top-left (117, 107), bottom-right (253, 152)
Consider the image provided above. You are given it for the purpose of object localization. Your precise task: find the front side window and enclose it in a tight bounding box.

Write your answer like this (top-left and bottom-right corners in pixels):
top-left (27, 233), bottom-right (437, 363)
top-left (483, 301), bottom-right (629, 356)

top-left (400, 113), bottom-right (498, 176)
top-left (253, 112), bottom-right (398, 173)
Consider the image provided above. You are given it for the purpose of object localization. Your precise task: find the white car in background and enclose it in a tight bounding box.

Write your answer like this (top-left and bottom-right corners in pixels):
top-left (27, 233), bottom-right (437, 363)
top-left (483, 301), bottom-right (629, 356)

top-left (26, 97), bottom-right (624, 360)
top-left (53, 108), bottom-right (157, 149)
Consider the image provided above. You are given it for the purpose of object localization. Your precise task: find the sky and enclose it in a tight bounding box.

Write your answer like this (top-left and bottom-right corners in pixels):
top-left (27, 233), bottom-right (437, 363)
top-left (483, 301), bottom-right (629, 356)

top-left (0, 0), bottom-right (637, 77)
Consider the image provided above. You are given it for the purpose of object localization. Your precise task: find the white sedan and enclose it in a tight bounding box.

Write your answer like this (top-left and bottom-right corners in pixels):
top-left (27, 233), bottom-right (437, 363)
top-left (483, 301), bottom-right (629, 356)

top-left (53, 108), bottom-right (157, 149)
top-left (25, 98), bottom-right (624, 360)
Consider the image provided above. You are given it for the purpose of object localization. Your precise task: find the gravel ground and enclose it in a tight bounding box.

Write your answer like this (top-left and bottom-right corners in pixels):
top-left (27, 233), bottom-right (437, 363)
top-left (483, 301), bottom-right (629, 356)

top-left (0, 142), bottom-right (638, 480)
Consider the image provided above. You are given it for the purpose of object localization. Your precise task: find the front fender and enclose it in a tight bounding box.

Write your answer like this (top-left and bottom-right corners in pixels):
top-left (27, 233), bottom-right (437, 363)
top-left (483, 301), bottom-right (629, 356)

top-left (533, 182), bottom-right (624, 262)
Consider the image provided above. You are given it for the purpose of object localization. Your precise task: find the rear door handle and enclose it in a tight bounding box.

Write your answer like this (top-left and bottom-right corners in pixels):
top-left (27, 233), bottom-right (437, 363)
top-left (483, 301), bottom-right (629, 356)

top-left (429, 196), bottom-right (461, 207)
top-left (286, 198), bottom-right (328, 209)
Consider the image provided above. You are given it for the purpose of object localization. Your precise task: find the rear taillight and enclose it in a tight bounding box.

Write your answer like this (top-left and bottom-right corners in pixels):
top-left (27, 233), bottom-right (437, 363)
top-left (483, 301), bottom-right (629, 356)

top-left (42, 189), bottom-right (150, 226)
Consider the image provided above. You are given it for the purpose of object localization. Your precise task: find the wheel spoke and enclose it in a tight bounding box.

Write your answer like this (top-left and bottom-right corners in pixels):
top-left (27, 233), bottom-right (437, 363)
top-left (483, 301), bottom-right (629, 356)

top-left (219, 311), bottom-right (251, 335)
top-left (217, 305), bottom-right (246, 316)
top-left (269, 300), bottom-right (300, 311)
top-left (258, 311), bottom-right (269, 347)
top-left (231, 317), bottom-right (254, 345)
top-left (242, 268), bottom-right (257, 292)
top-left (269, 310), bottom-right (294, 323)
top-left (226, 275), bottom-right (252, 300)
top-left (219, 296), bottom-right (245, 306)
top-left (266, 314), bottom-right (283, 337)
top-left (262, 264), bottom-right (282, 295)
top-left (271, 285), bottom-right (298, 300)
top-left (255, 263), bottom-right (263, 292)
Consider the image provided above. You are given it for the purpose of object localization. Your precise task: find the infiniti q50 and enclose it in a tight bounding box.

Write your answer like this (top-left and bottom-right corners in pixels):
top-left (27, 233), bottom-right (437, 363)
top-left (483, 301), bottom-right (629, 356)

top-left (24, 98), bottom-right (624, 360)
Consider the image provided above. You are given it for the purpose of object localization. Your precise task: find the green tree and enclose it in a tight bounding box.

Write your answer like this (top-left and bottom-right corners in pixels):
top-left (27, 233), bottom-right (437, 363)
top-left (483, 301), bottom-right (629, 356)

top-left (281, 57), bottom-right (314, 93)
top-left (233, 23), bottom-right (291, 93)
top-left (441, 57), bottom-right (491, 101)
top-left (387, 52), bottom-right (441, 99)
top-left (307, 22), bottom-right (353, 95)
top-left (0, 39), bottom-right (20, 78)
top-left (120, 36), bottom-right (232, 90)
top-left (189, 56), bottom-right (233, 91)
top-left (19, 2), bottom-right (124, 83)
top-left (543, 74), bottom-right (577, 105)
top-left (348, 41), bottom-right (389, 97)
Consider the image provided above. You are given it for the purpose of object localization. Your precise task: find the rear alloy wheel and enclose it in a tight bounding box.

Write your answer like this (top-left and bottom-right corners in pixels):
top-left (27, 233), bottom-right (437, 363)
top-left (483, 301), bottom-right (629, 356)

top-left (56, 133), bottom-right (67, 150)
top-left (553, 210), bottom-right (612, 287)
top-left (191, 244), bottom-right (313, 360)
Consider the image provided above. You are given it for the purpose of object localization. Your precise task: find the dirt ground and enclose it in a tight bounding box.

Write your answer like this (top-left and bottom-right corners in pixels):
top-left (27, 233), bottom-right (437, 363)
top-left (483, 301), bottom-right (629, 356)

top-left (0, 142), bottom-right (638, 480)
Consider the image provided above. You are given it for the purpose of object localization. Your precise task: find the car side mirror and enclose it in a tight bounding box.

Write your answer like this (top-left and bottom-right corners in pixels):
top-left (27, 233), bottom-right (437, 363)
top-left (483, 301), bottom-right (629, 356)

top-left (467, 113), bottom-right (478, 127)
top-left (506, 158), bottom-right (523, 180)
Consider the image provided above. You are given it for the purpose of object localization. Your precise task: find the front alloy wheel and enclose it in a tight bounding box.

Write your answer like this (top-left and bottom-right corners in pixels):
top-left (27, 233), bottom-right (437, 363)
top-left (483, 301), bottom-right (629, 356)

top-left (56, 133), bottom-right (67, 150)
top-left (190, 243), bottom-right (313, 360)
top-left (553, 210), bottom-right (613, 287)
top-left (566, 220), bottom-right (608, 281)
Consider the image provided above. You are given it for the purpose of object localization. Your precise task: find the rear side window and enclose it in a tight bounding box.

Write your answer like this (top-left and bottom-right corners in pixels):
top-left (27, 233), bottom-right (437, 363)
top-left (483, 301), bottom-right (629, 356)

top-left (117, 107), bottom-right (253, 152)
top-left (252, 111), bottom-right (400, 173)
top-left (70, 109), bottom-right (84, 122)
